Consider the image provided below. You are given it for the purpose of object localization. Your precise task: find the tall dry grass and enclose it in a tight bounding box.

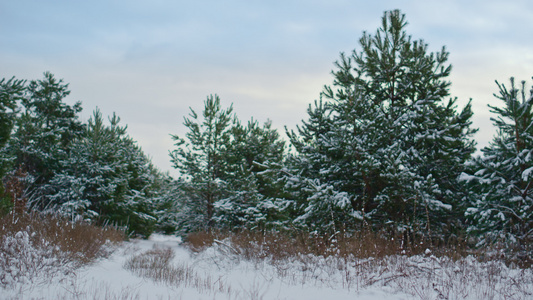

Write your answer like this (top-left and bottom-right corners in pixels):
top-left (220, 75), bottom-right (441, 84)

top-left (124, 246), bottom-right (232, 296)
top-left (0, 212), bottom-right (124, 262)
top-left (0, 211), bottom-right (125, 287)
top-left (180, 229), bottom-right (533, 299)
top-left (183, 229), bottom-right (471, 262)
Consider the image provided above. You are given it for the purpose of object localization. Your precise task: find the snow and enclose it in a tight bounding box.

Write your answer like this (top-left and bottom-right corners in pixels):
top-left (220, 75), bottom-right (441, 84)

top-left (522, 166), bottom-right (533, 181)
top-left (2, 234), bottom-right (532, 300)
top-left (458, 172), bottom-right (476, 183)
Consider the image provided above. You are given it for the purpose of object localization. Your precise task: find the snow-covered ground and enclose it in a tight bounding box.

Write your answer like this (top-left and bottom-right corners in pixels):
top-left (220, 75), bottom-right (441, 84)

top-left (2, 234), bottom-right (532, 300)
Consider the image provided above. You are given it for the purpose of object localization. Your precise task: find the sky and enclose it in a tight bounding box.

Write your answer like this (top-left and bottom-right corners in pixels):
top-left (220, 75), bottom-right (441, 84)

top-left (1, 0), bottom-right (532, 176)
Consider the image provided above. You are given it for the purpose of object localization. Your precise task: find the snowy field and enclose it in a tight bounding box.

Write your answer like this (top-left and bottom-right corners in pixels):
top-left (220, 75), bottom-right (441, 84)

top-left (2, 234), bottom-right (533, 300)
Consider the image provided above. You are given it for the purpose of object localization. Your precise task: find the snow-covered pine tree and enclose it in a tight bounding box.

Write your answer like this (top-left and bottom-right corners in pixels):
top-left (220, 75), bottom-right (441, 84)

top-left (286, 98), bottom-right (335, 188)
top-left (0, 77), bottom-right (23, 154)
top-left (44, 108), bottom-right (160, 237)
top-left (214, 118), bottom-right (287, 229)
top-left (0, 77), bottom-right (25, 214)
top-left (170, 95), bottom-right (288, 233)
top-left (286, 10), bottom-right (476, 239)
top-left (152, 175), bottom-right (187, 234)
top-left (6, 72), bottom-right (84, 209)
top-left (285, 97), bottom-right (364, 232)
top-left (463, 77), bottom-right (533, 249)
top-left (170, 94), bottom-right (235, 230)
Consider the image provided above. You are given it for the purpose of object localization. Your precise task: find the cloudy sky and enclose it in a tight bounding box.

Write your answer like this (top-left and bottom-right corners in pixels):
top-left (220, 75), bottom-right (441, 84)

top-left (1, 0), bottom-right (532, 176)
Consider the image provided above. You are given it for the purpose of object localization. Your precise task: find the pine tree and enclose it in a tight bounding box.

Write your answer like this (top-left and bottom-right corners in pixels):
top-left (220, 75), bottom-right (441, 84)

top-left (0, 77), bottom-right (23, 151)
top-left (152, 174), bottom-right (185, 234)
top-left (286, 10), bottom-right (476, 238)
top-left (170, 94), bottom-right (234, 230)
top-left (214, 118), bottom-right (287, 229)
top-left (6, 72), bottom-right (84, 208)
top-left (463, 77), bottom-right (533, 249)
top-left (170, 95), bottom-right (288, 232)
top-left (44, 109), bottom-right (159, 237)
top-left (0, 77), bottom-right (25, 213)
top-left (285, 98), bottom-right (360, 232)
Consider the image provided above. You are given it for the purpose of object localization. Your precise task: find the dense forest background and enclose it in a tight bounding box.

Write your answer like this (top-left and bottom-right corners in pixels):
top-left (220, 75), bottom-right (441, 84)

top-left (1, 10), bottom-right (532, 256)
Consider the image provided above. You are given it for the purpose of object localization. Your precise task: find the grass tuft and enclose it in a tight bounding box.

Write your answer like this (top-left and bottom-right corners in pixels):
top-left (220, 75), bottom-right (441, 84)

top-left (124, 245), bottom-right (232, 296)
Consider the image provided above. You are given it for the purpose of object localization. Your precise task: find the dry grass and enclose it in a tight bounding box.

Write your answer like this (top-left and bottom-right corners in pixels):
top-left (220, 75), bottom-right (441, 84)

top-left (0, 212), bottom-right (124, 262)
top-left (183, 229), bottom-right (470, 262)
top-left (0, 211), bottom-right (125, 287)
top-left (124, 245), bottom-right (232, 296)
top-left (181, 229), bottom-right (533, 300)
top-left (5, 227), bottom-right (526, 299)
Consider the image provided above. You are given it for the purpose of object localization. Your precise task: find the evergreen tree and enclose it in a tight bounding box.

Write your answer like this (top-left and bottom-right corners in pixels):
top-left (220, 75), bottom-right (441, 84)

top-left (170, 94), bottom-right (234, 230)
top-left (0, 77), bottom-right (25, 213)
top-left (0, 73), bottom-right (165, 237)
top-left (285, 98), bottom-right (359, 232)
top-left (286, 10), bottom-right (476, 238)
top-left (463, 78), bottom-right (533, 249)
top-left (44, 109), bottom-right (159, 237)
top-left (170, 95), bottom-right (288, 233)
top-left (214, 118), bottom-right (287, 229)
top-left (6, 72), bottom-right (84, 208)
top-left (152, 174), bottom-right (186, 234)
top-left (0, 77), bottom-right (23, 152)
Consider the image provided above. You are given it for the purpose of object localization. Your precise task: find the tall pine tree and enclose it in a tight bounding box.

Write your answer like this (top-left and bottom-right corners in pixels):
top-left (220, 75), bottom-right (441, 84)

top-left (6, 72), bottom-right (84, 209)
top-left (170, 95), bottom-right (287, 233)
top-left (170, 95), bottom-right (235, 230)
top-left (286, 10), bottom-right (476, 239)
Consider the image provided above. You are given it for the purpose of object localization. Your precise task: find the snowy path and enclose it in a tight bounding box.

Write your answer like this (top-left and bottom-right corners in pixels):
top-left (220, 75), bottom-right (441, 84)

top-left (3, 234), bottom-right (414, 300)
top-left (7, 233), bottom-right (533, 300)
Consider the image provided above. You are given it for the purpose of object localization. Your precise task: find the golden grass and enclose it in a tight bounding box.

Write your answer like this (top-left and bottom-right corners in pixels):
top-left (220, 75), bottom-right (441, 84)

top-left (183, 229), bottom-right (451, 261)
top-left (0, 211), bottom-right (126, 288)
top-left (0, 212), bottom-right (125, 263)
